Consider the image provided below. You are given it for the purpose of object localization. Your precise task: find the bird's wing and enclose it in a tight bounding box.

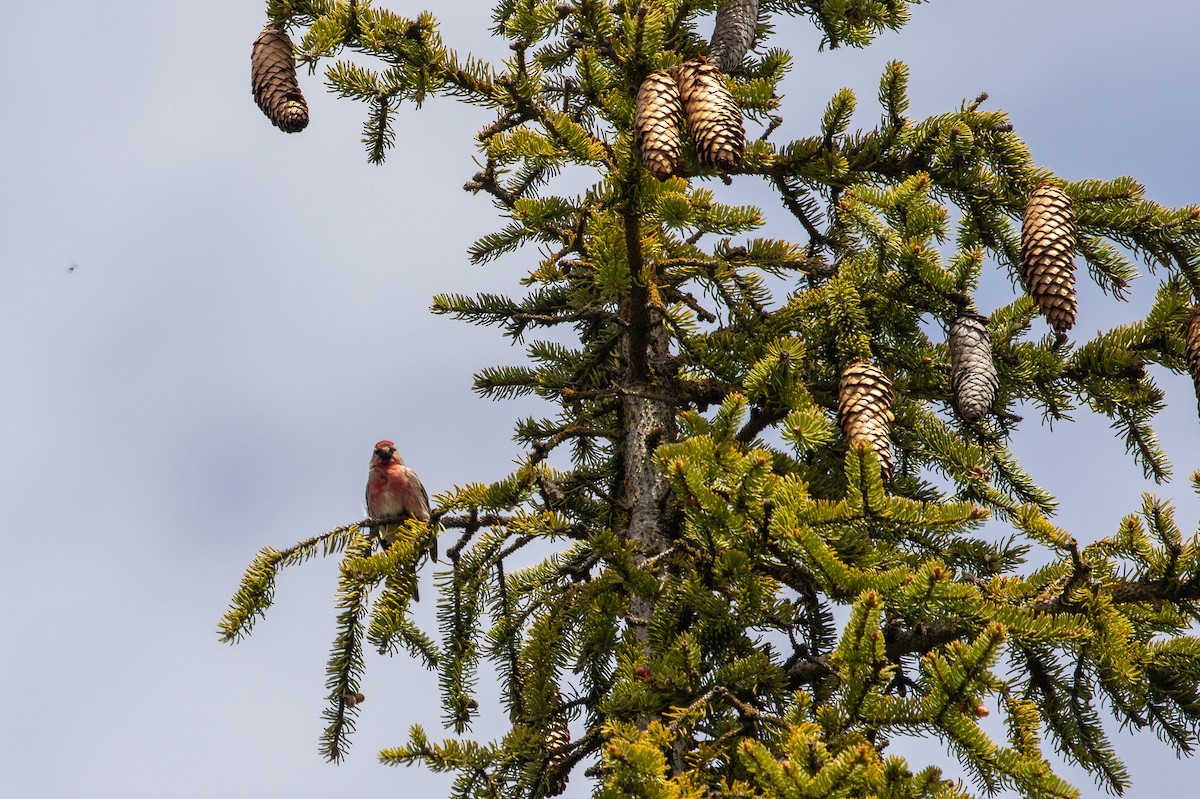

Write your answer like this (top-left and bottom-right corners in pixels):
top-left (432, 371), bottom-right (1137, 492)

top-left (410, 469), bottom-right (435, 563)
top-left (418, 476), bottom-right (431, 518)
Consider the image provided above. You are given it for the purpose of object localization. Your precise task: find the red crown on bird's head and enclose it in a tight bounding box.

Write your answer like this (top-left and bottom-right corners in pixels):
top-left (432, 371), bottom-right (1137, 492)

top-left (371, 440), bottom-right (400, 463)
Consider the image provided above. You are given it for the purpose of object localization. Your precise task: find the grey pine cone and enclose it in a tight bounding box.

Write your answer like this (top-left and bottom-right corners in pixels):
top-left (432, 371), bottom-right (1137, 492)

top-left (709, 0), bottom-right (758, 73)
top-left (949, 313), bottom-right (999, 423)
top-left (1021, 182), bottom-right (1077, 334)
top-left (251, 26), bottom-right (309, 133)
top-left (677, 59), bottom-right (745, 171)
top-left (634, 69), bottom-right (685, 180)
top-left (1186, 307), bottom-right (1200, 419)
top-left (543, 710), bottom-right (571, 797)
top-left (837, 362), bottom-right (895, 482)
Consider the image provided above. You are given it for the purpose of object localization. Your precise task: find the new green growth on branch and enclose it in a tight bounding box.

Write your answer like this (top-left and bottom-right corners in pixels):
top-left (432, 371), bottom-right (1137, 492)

top-left (223, 3), bottom-right (1200, 797)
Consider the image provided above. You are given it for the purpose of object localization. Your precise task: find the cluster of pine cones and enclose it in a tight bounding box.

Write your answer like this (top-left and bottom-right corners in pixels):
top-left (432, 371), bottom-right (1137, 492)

top-left (632, 1), bottom-right (756, 179)
top-left (243, 10), bottom-right (1178, 479)
top-left (837, 182), bottom-right (1081, 481)
top-left (839, 312), bottom-right (1003, 484)
top-left (248, 0), bottom-right (761, 144)
top-left (946, 181), bottom-right (1077, 425)
top-left (634, 60), bottom-right (745, 179)
top-left (945, 181), bottom-right (1078, 431)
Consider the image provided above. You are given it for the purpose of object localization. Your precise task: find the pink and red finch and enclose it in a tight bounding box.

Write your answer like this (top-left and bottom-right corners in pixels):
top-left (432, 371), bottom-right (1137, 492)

top-left (365, 440), bottom-right (431, 551)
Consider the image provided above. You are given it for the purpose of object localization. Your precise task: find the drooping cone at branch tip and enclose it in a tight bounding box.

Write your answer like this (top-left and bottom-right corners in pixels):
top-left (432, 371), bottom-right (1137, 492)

top-left (1021, 182), bottom-right (1077, 334)
top-left (542, 709), bottom-right (571, 796)
top-left (1185, 306), bottom-right (1200, 419)
top-left (949, 312), bottom-right (999, 423)
top-left (708, 0), bottom-right (759, 73)
top-left (677, 59), bottom-right (745, 171)
top-left (251, 26), bottom-right (309, 133)
top-left (837, 362), bottom-right (895, 482)
top-left (634, 69), bottom-right (685, 180)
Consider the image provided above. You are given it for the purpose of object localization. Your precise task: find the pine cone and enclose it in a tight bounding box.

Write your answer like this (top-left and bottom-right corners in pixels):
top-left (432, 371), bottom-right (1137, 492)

top-left (837, 362), bottom-right (895, 482)
top-left (251, 26), bottom-right (309, 133)
top-left (1186, 306), bottom-right (1200, 418)
top-left (949, 313), bottom-right (999, 423)
top-left (1021, 182), bottom-right (1077, 334)
top-left (708, 0), bottom-right (758, 73)
top-left (677, 59), bottom-right (744, 171)
top-left (543, 710), bottom-right (571, 797)
top-left (634, 69), bottom-right (685, 180)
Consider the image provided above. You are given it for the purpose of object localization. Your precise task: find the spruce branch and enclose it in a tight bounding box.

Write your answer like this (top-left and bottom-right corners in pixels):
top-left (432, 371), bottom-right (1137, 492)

top-left (322, 532), bottom-right (378, 762)
top-left (495, 560), bottom-right (527, 721)
top-left (770, 173), bottom-right (831, 253)
top-left (364, 92), bottom-right (395, 164)
top-left (218, 523), bottom-right (360, 643)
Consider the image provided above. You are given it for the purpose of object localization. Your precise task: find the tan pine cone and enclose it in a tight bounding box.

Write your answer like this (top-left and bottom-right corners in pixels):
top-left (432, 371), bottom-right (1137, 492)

top-left (543, 709), bottom-right (571, 797)
top-left (1186, 306), bottom-right (1200, 418)
top-left (634, 69), bottom-right (684, 180)
top-left (251, 26), bottom-right (309, 133)
top-left (1021, 182), bottom-right (1077, 334)
top-left (837, 362), bottom-right (895, 482)
top-left (677, 59), bottom-right (744, 171)
top-left (949, 313), bottom-right (999, 423)
top-left (709, 0), bottom-right (758, 73)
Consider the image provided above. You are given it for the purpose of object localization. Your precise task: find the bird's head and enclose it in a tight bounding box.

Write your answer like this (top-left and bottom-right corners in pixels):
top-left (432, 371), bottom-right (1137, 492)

top-left (371, 440), bottom-right (399, 465)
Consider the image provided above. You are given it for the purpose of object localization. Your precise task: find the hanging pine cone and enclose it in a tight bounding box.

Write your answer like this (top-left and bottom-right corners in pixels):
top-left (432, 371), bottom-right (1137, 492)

top-left (542, 709), bottom-right (571, 797)
top-left (949, 313), bottom-right (999, 423)
top-left (1186, 306), bottom-right (1200, 419)
top-left (1021, 182), bottom-right (1077, 334)
top-left (837, 362), bottom-right (895, 482)
top-left (708, 0), bottom-right (758, 73)
top-left (633, 69), bottom-right (684, 180)
top-left (677, 59), bottom-right (744, 171)
top-left (251, 26), bottom-right (309, 133)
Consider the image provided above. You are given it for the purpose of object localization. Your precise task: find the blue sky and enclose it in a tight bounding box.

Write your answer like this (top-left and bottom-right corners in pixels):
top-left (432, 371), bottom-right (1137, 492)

top-left (3, 1), bottom-right (1199, 796)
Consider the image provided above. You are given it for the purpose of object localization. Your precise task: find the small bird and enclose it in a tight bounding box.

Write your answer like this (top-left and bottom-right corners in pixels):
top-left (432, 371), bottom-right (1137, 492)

top-left (366, 440), bottom-right (431, 543)
top-left (365, 440), bottom-right (433, 599)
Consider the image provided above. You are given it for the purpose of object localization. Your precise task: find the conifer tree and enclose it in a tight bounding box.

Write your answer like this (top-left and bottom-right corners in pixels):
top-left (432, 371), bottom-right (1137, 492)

top-left (221, 2), bottom-right (1200, 797)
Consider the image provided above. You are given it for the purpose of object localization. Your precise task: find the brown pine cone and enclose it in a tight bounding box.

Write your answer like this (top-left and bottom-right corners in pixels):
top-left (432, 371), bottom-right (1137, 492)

top-left (949, 313), bottom-right (999, 423)
top-left (709, 0), bottom-right (758, 73)
top-left (634, 69), bottom-right (684, 180)
top-left (1186, 306), bottom-right (1200, 419)
top-left (543, 709), bottom-right (571, 797)
top-left (251, 26), bottom-right (309, 133)
top-left (1021, 182), bottom-right (1077, 334)
top-left (837, 362), bottom-right (895, 482)
top-left (677, 59), bottom-right (744, 171)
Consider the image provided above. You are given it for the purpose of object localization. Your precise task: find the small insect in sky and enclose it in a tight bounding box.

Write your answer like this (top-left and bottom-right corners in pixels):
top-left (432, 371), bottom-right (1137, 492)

top-left (67, 263), bottom-right (77, 273)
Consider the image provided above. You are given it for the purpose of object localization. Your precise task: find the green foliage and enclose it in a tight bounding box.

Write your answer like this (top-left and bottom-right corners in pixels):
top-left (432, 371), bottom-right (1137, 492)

top-left (221, 1), bottom-right (1200, 796)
